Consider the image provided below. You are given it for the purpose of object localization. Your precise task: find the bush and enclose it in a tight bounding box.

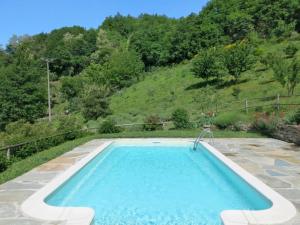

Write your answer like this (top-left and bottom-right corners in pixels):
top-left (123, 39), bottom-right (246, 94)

top-left (293, 109), bottom-right (300, 124)
top-left (143, 115), bottom-right (163, 131)
top-left (1, 116), bottom-right (86, 160)
top-left (57, 115), bottom-right (84, 140)
top-left (82, 86), bottom-right (111, 120)
top-left (0, 154), bottom-right (8, 172)
top-left (99, 119), bottom-right (121, 134)
top-left (252, 112), bottom-right (279, 135)
top-left (172, 108), bottom-right (191, 129)
top-left (284, 109), bottom-right (300, 125)
top-left (284, 44), bottom-right (298, 58)
top-left (232, 87), bottom-right (241, 99)
top-left (214, 112), bottom-right (249, 129)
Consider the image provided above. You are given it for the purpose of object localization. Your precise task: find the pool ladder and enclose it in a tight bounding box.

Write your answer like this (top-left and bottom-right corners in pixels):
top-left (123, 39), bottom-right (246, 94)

top-left (193, 125), bottom-right (214, 150)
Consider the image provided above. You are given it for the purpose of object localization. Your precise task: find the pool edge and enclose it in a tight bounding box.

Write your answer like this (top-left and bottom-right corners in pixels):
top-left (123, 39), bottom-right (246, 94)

top-left (200, 141), bottom-right (297, 225)
top-left (21, 141), bottom-right (113, 225)
top-left (21, 139), bottom-right (297, 225)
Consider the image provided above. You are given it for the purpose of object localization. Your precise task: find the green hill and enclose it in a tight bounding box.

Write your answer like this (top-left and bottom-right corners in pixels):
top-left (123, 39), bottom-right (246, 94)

top-left (109, 40), bottom-right (300, 125)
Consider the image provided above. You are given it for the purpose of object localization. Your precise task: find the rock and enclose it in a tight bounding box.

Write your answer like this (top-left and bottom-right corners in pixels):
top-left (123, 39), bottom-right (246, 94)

top-left (272, 125), bottom-right (300, 146)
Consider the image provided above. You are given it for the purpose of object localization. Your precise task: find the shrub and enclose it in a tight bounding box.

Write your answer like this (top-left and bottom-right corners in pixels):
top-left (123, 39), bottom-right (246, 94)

top-left (284, 44), bottom-right (298, 58)
top-left (232, 87), bottom-right (241, 99)
top-left (252, 112), bottom-right (279, 135)
top-left (143, 115), bottom-right (163, 131)
top-left (0, 154), bottom-right (8, 172)
top-left (57, 115), bottom-right (84, 140)
top-left (260, 52), bottom-right (273, 69)
top-left (172, 108), bottom-right (191, 129)
top-left (60, 76), bottom-right (84, 100)
top-left (214, 112), bottom-right (248, 129)
top-left (293, 109), bottom-right (300, 124)
top-left (82, 86), bottom-right (111, 120)
top-left (99, 119), bottom-right (121, 134)
top-left (1, 116), bottom-right (86, 160)
top-left (284, 109), bottom-right (300, 125)
top-left (255, 106), bottom-right (263, 112)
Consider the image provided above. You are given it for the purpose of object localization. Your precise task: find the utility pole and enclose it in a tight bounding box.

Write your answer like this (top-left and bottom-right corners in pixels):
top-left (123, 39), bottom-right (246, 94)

top-left (42, 58), bottom-right (54, 122)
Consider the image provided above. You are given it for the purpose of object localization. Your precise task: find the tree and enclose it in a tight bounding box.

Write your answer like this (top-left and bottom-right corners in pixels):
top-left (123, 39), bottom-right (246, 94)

top-left (129, 15), bottom-right (175, 67)
top-left (225, 12), bottom-right (253, 41)
top-left (103, 50), bottom-right (144, 90)
top-left (80, 63), bottom-right (108, 87)
top-left (82, 86), bottom-right (111, 120)
top-left (271, 56), bottom-right (300, 96)
top-left (45, 26), bottom-right (97, 77)
top-left (0, 47), bottom-right (46, 130)
top-left (60, 76), bottom-right (84, 100)
top-left (192, 48), bottom-right (223, 81)
top-left (90, 29), bottom-right (117, 65)
top-left (223, 41), bottom-right (254, 82)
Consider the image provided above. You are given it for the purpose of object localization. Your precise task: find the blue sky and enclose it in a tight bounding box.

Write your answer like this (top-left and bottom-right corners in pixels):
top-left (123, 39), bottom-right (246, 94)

top-left (0, 0), bottom-right (208, 47)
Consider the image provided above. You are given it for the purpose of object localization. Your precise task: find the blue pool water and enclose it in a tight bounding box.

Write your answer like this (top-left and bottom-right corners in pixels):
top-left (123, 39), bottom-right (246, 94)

top-left (46, 143), bottom-right (272, 225)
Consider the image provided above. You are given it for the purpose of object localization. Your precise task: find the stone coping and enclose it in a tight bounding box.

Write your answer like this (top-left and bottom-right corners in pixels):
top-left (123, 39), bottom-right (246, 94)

top-left (0, 138), bottom-right (299, 225)
top-left (20, 139), bottom-right (297, 225)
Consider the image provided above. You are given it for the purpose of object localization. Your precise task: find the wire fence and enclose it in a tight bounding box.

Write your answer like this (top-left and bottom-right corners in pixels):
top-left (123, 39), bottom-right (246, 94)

top-left (199, 93), bottom-right (300, 114)
top-left (0, 93), bottom-right (299, 160)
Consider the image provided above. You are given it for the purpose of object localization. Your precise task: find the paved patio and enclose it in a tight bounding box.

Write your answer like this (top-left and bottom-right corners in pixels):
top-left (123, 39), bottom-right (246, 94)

top-left (0, 138), bottom-right (299, 225)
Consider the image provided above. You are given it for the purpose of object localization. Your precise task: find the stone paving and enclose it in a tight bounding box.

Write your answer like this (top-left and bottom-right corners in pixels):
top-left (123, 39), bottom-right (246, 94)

top-left (0, 138), bottom-right (299, 225)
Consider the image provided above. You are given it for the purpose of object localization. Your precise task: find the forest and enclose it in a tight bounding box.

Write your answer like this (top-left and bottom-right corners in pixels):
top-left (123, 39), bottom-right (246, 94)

top-left (0, 0), bottom-right (300, 149)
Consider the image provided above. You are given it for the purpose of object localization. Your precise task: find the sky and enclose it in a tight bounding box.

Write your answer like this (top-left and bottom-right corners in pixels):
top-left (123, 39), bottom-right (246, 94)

top-left (0, 0), bottom-right (208, 47)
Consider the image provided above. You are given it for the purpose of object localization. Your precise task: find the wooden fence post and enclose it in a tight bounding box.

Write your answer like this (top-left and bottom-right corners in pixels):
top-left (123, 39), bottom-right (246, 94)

top-left (245, 99), bottom-right (248, 114)
top-left (277, 93), bottom-right (280, 112)
top-left (6, 148), bottom-right (10, 160)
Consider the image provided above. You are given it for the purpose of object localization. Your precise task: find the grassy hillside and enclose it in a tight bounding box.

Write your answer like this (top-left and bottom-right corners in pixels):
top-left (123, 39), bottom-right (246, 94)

top-left (109, 40), bottom-right (300, 124)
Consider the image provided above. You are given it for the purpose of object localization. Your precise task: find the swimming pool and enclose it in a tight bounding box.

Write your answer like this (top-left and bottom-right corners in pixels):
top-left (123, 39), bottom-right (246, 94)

top-left (22, 139), bottom-right (297, 225)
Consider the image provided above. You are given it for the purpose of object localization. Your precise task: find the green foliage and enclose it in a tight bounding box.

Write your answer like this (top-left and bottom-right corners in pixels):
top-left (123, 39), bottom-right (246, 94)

top-left (0, 117), bottom-right (85, 160)
top-left (102, 50), bottom-right (144, 90)
top-left (272, 20), bottom-right (296, 39)
top-left (172, 108), bottom-right (191, 129)
top-left (284, 44), bottom-right (298, 58)
top-left (130, 15), bottom-right (175, 67)
top-left (45, 26), bottom-right (97, 77)
top-left (82, 87), bottom-right (111, 120)
top-left (60, 76), bottom-right (84, 100)
top-left (0, 154), bottom-right (8, 173)
top-left (57, 115), bottom-right (84, 140)
top-left (192, 48), bottom-right (223, 81)
top-left (0, 47), bottom-right (47, 130)
top-left (293, 109), bottom-right (300, 124)
top-left (0, 135), bottom-right (97, 184)
top-left (271, 55), bottom-right (300, 95)
top-left (260, 52), bottom-right (274, 69)
top-left (143, 115), bottom-right (163, 131)
top-left (252, 113), bottom-right (279, 136)
top-left (223, 41), bottom-right (255, 81)
top-left (225, 12), bottom-right (253, 41)
top-left (80, 63), bottom-right (108, 87)
top-left (285, 109), bottom-right (300, 125)
top-left (214, 112), bottom-right (249, 130)
top-left (1, 0), bottom-right (300, 144)
top-left (98, 119), bottom-right (121, 134)
top-left (3, 120), bottom-right (55, 145)
top-left (232, 87), bottom-right (241, 99)
top-left (90, 29), bottom-right (118, 65)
